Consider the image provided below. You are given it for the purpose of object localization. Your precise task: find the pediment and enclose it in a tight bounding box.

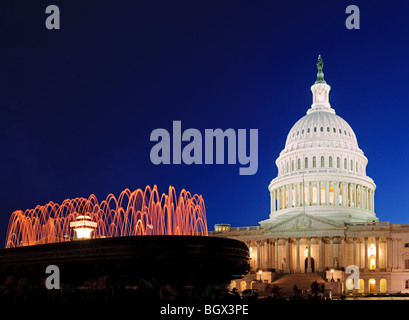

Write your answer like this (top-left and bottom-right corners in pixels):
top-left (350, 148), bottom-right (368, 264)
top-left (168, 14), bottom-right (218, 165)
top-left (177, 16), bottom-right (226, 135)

top-left (263, 213), bottom-right (344, 232)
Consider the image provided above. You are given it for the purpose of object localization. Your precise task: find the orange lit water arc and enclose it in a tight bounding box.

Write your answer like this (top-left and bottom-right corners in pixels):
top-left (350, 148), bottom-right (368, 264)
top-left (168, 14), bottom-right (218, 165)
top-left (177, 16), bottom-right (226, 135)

top-left (5, 185), bottom-right (208, 248)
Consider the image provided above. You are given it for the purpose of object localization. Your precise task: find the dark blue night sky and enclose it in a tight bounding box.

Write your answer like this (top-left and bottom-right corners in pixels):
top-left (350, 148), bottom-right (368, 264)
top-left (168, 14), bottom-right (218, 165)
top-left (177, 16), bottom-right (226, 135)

top-left (1, 0), bottom-right (409, 246)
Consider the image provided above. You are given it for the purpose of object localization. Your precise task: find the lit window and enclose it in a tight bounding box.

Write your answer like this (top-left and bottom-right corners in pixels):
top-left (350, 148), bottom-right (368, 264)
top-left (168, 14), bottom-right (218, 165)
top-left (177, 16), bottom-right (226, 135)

top-left (312, 186), bottom-right (317, 204)
top-left (370, 257), bottom-right (376, 270)
top-left (329, 187), bottom-right (334, 204)
top-left (339, 187), bottom-right (342, 205)
top-left (321, 187), bottom-right (325, 204)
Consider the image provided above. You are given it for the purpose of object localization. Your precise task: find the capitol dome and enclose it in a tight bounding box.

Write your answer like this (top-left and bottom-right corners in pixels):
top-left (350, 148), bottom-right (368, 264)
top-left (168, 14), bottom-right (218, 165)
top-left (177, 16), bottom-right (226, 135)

top-left (261, 56), bottom-right (377, 225)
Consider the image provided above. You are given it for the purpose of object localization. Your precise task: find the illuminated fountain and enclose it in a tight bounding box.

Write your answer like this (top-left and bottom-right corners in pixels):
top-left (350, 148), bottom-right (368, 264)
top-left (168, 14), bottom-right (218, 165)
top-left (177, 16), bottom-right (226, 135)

top-left (0, 185), bottom-right (249, 300)
top-left (5, 185), bottom-right (208, 248)
top-left (70, 215), bottom-right (98, 240)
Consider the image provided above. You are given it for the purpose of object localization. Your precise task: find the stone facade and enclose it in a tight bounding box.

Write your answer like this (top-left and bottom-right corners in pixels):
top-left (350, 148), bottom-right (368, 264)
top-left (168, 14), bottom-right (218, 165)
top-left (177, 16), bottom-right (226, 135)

top-left (211, 57), bottom-right (409, 296)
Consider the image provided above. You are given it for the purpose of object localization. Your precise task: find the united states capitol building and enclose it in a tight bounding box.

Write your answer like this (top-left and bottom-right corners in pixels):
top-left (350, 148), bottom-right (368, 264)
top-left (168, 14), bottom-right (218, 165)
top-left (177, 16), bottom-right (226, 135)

top-left (210, 56), bottom-right (409, 296)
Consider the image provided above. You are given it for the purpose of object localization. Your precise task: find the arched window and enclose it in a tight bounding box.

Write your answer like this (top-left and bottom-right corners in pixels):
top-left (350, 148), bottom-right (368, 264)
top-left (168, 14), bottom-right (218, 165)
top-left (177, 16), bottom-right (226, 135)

top-left (292, 160), bottom-right (294, 172)
top-left (337, 157), bottom-right (340, 168)
top-left (313, 156), bottom-right (316, 168)
top-left (240, 281), bottom-right (247, 292)
top-left (369, 279), bottom-right (376, 293)
top-left (358, 279), bottom-right (364, 294)
top-left (321, 156), bottom-right (325, 168)
top-left (380, 279), bottom-right (387, 294)
top-left (351, 160), bottom-right (353, 171)
top-left (305, 157), bottom-right (308, 169)
top-left (356, 161), bottom-right (358, 172)
top-left (346, 278), bottom-right (354, 292)
top-left (344, 158), bottom-right (347, 169)
top-left (298, 159), bottom-right (301, 170)
top-left (329, 156), bottom-right (333, 168)
top-left (286, 162), bottom-right (289, 173)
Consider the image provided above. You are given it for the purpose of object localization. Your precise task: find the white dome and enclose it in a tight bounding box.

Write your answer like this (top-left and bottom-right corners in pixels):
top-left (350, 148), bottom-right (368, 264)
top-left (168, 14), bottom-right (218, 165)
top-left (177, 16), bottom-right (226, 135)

top-left (261, 56), bottom-right (377, 225)
top-left (284, 110), bottom-right (359, 154)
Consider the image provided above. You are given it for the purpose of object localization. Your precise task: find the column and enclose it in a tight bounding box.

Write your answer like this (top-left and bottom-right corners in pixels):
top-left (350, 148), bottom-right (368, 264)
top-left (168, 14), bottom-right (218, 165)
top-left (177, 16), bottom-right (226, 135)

top-left (285, 238), bottom-right (290, 273)
top-left (387, 238), bottom-right (392, 271)
top-left (289, 184), bottom-right (293, 208)
top-left (317, 181), bottom-right (321, 205)
top-left (307, 182), bottom-right (311, 206)
top-left (360, 185), bottom-right (364, 209)
top-left (357, 238), bottom-right (361, 269)
top-left (364, 237), bottom-right (369, 271)
top-left (307, 237), bottom-right (312, 273)
top-left (375, 237), bottom-right (380, 271)
top-left (271, 191), bottom-right (275, 213)
top-left (297, 183), bottom-right (301, 206)
top-left (296, 237), bottom-right (301, 273)
top-left (256, 240), bottom-right (261, 270)
top-left (325, 181), bottom-right (330, 205)
top-left (264, 239), bottom-right (269, 269)
top-left (335, 182), bottom-right (339, 206)
top-left (318, 237), bottom-right (323, 272)
top-left (340, 237), bottom-right (345, 268)
top-left (348, 184), bottom-right (352, 207)
top-left (367, 189), bottom-right (371, 211)
top-left (329, 237), bottom-right (333, 267)
top-left (274, 238), bottom-right (279, 271)
top-left (398, 239), bottom-right (402, 269)
top-left (353, 237), bottom-right (357, 266)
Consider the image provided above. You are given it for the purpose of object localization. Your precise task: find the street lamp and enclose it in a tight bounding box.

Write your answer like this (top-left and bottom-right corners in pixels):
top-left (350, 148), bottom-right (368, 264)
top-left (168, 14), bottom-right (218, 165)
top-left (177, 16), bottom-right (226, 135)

top-left (258, 269), bottom-right (263, 282)
top-left (330, 269), bottom-right (334, 282)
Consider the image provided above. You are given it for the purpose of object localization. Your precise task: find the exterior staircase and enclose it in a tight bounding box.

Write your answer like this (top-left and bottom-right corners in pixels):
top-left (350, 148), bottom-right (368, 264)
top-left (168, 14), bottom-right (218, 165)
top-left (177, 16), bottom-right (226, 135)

top-left (272, 272), bottom-right (327, 297)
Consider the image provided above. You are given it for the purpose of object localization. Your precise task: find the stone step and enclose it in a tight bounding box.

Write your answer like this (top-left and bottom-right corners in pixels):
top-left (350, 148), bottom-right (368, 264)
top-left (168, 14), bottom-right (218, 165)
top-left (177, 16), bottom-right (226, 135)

top-left (272, 272), bottom-right (327, 296)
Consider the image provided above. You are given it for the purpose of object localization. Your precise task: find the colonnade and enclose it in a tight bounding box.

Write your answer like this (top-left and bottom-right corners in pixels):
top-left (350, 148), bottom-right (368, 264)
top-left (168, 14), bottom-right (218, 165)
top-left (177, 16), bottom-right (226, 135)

top-left (248, 236), bottom-right (393, 273)
top-left (270, 181), bottom-right (374, 213)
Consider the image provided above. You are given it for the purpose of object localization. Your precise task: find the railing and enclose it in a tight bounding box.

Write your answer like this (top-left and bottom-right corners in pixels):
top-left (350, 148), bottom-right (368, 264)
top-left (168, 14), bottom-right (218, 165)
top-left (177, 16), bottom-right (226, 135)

top-left (210, 226), bottom-right (261, 233)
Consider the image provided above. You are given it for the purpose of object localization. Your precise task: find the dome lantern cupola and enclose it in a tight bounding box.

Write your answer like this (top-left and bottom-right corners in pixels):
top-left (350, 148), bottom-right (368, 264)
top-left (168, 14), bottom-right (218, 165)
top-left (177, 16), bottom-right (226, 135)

top-left (308, 55), bottom-right (334, 115)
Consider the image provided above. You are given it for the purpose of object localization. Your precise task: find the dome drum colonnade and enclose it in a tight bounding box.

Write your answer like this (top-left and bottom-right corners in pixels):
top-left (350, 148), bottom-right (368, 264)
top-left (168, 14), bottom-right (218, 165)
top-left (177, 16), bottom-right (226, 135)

top-left (267, 55), bottom-right (376, 223)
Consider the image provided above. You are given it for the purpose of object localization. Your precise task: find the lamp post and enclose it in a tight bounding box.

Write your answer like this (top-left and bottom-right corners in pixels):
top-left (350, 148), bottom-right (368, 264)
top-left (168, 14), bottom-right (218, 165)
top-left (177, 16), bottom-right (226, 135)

top-left (258, 269), bottom-right (263, 282)
top-left (330, 269), bottom-right (334, 282)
